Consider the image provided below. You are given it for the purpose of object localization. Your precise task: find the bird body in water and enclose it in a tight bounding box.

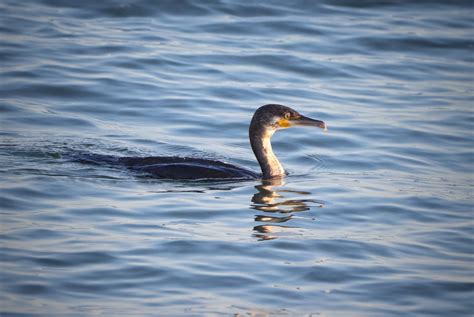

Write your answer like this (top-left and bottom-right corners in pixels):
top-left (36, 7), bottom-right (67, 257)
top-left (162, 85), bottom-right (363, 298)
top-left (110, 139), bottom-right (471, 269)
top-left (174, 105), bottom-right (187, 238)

top-left (78, 104), bottom-right (326, 180)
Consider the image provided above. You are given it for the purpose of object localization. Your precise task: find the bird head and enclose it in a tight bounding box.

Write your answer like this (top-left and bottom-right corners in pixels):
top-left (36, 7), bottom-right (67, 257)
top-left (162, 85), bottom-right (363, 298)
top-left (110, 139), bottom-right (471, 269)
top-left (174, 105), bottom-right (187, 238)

top-left (250, 104), bottom-right (327, 134)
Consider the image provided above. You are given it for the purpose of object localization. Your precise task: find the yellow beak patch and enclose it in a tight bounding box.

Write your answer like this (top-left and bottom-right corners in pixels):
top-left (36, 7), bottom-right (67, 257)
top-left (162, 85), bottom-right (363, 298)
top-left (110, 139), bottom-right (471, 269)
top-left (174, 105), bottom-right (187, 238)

top-left (277, 118), bottom-right (292, 128)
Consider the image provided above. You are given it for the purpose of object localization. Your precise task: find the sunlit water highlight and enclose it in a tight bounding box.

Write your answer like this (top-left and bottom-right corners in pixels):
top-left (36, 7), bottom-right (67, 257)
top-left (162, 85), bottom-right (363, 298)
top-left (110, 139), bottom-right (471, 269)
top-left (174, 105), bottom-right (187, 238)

top-left (0, 1), bottom-right (473, 316)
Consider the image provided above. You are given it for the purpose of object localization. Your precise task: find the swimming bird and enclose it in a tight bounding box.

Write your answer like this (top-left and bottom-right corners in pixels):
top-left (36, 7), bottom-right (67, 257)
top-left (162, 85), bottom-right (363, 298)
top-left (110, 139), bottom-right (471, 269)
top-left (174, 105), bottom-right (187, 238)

top-left (78, 104), bottom-right (326, 180)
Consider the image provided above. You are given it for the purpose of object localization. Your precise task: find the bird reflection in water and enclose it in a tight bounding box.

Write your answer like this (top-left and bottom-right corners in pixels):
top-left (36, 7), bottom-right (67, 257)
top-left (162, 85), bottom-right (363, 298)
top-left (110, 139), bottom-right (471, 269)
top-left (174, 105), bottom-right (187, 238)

top-left (251, 178), bottom-right (324, 240)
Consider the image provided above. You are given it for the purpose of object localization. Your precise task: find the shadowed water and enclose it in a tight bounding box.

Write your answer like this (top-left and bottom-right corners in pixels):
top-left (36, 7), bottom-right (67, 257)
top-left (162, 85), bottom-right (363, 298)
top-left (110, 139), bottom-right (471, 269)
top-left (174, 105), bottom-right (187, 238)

top-left (0, 0), bottom-right (473, 316)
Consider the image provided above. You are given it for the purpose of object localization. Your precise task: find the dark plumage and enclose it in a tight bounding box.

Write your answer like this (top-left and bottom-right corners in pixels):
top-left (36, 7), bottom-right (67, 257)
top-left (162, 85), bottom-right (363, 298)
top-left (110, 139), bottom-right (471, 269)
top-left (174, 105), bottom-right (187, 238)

top-left (75, 104), bottom-right (326, 180)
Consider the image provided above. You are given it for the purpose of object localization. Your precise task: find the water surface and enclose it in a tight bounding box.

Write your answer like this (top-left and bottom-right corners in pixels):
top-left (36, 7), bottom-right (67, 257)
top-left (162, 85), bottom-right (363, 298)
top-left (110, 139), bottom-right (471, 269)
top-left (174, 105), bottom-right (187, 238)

top-left (0, 1), bottom-right (473, 316)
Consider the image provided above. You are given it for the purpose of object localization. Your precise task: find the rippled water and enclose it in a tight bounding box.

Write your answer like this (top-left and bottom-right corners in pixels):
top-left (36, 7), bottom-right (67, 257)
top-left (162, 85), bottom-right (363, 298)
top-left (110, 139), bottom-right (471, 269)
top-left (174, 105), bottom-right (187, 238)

top-left (1, 1), bottom-right (473, 316)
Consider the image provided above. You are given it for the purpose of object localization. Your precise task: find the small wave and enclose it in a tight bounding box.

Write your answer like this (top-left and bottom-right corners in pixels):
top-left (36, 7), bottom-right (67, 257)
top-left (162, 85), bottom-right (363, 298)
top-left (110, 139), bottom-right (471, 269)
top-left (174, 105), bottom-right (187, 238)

top-left (306, 153), bottom-right (327, 172)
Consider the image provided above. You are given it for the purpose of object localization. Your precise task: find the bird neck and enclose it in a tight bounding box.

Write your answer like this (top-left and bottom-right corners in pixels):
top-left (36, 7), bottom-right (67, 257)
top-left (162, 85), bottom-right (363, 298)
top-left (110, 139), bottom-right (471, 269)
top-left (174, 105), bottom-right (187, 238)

top-left (250, 128), bottom-right (285, 179)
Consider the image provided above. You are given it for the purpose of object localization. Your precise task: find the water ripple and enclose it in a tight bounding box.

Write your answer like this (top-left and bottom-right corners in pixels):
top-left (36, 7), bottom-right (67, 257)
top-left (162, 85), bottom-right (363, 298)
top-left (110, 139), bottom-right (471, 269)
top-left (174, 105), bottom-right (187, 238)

top-left (0, 0), bottom-right (472, 316)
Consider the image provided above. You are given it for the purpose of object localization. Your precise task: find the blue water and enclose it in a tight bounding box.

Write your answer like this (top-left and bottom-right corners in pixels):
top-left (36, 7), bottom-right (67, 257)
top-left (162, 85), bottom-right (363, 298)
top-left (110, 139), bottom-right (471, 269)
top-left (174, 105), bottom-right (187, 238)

top-left (1, 1), bottom-right (473, 316)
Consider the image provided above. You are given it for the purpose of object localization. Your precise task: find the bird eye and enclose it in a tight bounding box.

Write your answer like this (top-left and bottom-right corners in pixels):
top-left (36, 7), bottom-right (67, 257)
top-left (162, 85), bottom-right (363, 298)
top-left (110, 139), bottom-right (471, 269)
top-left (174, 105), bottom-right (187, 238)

top-left (284, 112), bottom-right (291, 119)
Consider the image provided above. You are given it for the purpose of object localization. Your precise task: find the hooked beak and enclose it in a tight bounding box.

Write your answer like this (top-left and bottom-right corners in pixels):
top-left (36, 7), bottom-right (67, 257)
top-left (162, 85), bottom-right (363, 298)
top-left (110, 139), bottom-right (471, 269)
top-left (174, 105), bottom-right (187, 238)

top-left (292, 115), bottom-right (327, 130)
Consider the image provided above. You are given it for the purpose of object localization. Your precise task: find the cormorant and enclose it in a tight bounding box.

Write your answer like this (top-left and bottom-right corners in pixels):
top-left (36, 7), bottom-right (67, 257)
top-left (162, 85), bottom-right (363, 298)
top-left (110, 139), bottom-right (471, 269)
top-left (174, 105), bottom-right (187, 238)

top-left (78, 104), bottom-right (326, 180)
